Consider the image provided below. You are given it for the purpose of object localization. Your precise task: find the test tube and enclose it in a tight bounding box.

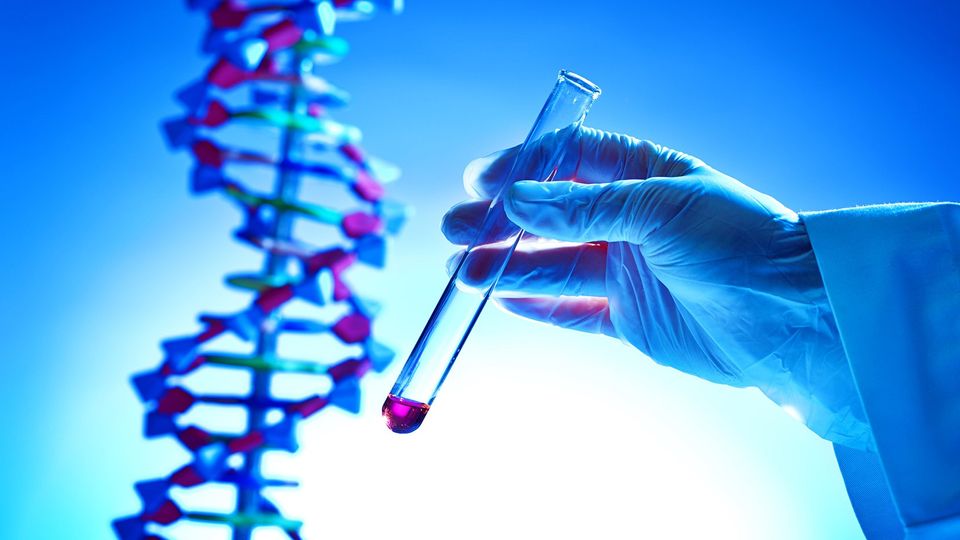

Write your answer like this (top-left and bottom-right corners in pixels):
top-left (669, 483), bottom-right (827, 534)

top-left (383, 70), bottom-right (601, 433)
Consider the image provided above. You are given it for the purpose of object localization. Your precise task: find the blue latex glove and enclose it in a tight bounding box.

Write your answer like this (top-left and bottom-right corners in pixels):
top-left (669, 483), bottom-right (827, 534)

top-left (442, 127), bottom-right (874, 450)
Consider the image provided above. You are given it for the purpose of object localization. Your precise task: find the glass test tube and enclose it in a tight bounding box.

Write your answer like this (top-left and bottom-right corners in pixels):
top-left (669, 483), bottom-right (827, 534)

top-left (383, 70), bottom-right (601, 433)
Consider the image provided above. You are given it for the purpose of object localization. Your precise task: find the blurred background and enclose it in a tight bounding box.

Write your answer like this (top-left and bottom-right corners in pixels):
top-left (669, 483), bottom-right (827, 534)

top-left (1, 1), bottom-right (957, 538)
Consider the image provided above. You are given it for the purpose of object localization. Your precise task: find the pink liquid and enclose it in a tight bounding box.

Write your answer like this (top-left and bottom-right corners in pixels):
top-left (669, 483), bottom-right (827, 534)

top-left (382, 394), bottom-right (430, 434)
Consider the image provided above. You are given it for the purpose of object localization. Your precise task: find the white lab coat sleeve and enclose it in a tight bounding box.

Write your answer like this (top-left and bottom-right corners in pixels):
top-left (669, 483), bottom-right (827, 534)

top-left (801, 203), bottom-right (960, 539)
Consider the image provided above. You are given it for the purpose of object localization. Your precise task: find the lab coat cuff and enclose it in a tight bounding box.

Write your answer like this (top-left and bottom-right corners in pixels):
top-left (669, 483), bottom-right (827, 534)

top-left (801, 203), bottom-right (960, 536)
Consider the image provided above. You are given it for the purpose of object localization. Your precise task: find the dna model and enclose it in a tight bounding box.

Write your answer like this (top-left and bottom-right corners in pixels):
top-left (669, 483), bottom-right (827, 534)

top-left (114, 1), bottom-right (406, 538)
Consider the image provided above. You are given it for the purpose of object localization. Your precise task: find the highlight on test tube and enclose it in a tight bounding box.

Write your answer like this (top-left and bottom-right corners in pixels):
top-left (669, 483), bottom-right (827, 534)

top-left (383, 70), bottom-right (601, 434)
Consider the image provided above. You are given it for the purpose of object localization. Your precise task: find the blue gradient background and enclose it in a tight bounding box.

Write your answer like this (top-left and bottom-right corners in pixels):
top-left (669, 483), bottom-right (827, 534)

top-left (1, 1), bottom-right (957, 538)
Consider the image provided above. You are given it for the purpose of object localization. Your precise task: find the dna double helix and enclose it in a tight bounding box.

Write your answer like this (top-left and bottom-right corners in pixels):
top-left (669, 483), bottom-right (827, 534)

top-left (115, 1), bottom-right (406, 538)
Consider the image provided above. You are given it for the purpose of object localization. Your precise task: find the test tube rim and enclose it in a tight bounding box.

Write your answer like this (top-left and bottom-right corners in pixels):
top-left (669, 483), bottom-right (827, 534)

top-left (558, 70), bottom-right (602, 99)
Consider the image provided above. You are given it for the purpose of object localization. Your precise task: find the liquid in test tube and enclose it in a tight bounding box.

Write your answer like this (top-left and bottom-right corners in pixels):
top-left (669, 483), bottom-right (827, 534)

top-left (383, 70), bottom-right (601, 433)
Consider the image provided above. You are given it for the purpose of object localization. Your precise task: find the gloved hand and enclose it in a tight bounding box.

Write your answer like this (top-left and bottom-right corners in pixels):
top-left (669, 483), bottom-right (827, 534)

top-left (442, 127), bottom-right (874, 450)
